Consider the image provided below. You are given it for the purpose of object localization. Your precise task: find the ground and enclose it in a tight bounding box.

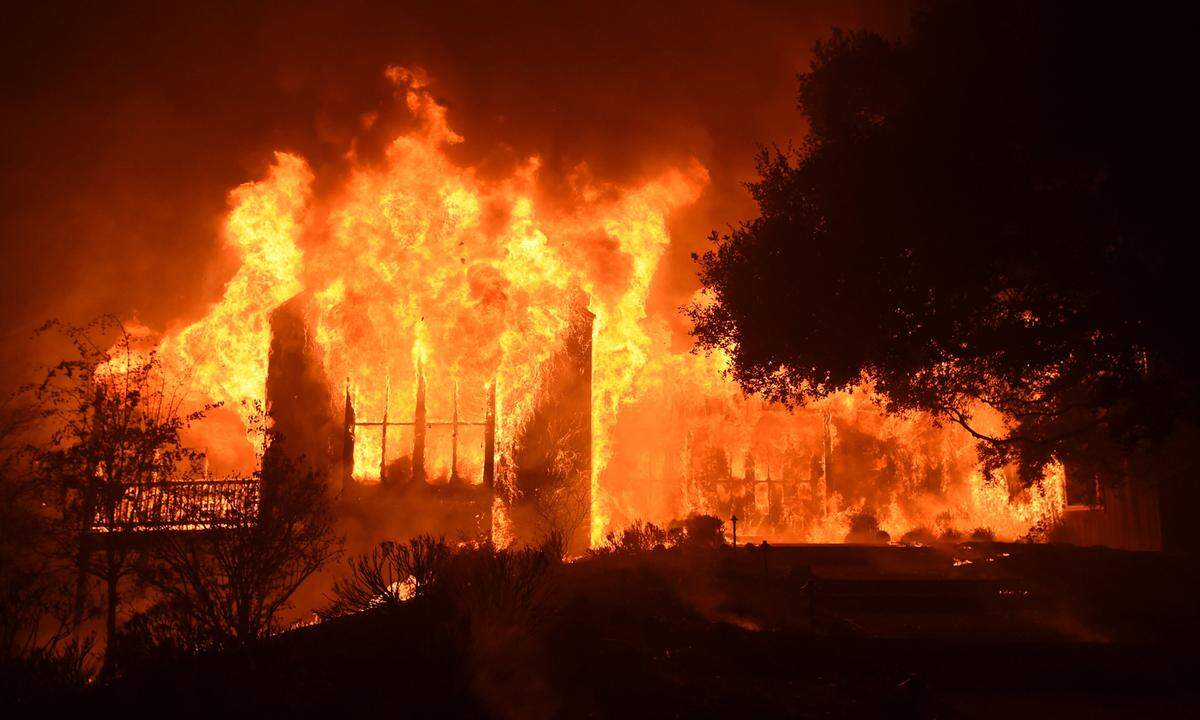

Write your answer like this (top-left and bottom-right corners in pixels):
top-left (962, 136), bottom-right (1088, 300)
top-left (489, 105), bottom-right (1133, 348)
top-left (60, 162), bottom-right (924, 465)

top-left (52, 543), bottom-right (1200, 718)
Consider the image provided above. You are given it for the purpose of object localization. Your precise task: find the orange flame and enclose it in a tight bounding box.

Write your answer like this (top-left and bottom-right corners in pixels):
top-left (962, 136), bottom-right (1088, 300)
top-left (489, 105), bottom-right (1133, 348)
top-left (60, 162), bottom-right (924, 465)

top-left (149, 67), bottom-right (1063, 547)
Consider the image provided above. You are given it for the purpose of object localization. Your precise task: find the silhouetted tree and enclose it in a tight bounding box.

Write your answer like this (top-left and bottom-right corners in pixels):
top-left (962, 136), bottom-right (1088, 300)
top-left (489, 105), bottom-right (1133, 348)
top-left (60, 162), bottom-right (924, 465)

top-left (147, 412), bottom-right (340, 648)
top-left (0, 395), bottom-right (92, 692)
top-left (26, 317), bottom-right (210, 673)
top-left (512, 301), bottom-right (594, 555)
top-left (529, 476), bottom-right (589, 558)
top-left (0, 397), bottom-right (50, 656)
top-left (690, 1), bottom-right (1194, 489)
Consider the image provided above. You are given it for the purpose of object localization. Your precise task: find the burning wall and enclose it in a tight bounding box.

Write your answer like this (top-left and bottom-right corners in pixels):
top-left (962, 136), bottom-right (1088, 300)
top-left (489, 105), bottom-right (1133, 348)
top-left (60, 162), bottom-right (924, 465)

top-left (267, 294), bottom-right (596, 553)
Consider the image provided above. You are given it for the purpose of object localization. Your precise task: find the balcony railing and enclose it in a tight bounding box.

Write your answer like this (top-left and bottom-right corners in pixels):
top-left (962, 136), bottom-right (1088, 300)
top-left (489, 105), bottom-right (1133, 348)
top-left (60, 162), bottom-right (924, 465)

top-left (91, 477), bottom-right (260, 533)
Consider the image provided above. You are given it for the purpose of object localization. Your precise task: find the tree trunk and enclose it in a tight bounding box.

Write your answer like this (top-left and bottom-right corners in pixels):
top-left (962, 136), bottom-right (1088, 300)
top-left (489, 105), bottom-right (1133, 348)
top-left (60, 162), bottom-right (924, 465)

top-left (73, 531), bottom-right (90, 627)
top-left (72, 489), bottom-right (97, 627)
top-left (100, 554), bottom-right (119, 676)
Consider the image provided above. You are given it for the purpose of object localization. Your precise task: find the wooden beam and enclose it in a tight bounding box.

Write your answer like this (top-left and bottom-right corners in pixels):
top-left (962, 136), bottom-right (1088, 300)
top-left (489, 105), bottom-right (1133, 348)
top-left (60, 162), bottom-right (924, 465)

top-left (413, 360), bottom-right (426, 483)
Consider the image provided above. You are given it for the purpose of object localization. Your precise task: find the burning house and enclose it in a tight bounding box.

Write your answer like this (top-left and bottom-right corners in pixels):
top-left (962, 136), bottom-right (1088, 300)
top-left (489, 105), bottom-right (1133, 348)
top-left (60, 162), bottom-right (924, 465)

top-left (119, 68), bottom-right (1162, 553)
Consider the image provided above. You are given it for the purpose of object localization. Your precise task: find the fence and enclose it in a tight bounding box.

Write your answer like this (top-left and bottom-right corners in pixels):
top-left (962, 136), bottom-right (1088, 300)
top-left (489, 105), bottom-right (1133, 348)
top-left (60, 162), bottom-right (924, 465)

top-left (91, 476), bottom-right (260, 533)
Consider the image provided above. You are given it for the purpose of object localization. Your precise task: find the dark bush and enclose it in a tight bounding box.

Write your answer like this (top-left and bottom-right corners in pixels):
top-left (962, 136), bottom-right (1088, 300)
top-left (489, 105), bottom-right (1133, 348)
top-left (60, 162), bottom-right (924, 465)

top-left (446, 542), bottom-right (554, 627)
top-left (596, 515), bottom-right (728, 555)
top-left (322, 535), bottom-right (450, 618)
top-left (939, 527), bottom-right (964, 542)
top-left (323, 533), bottom-right (560, 626)
top-left (899, 527), bottom-right (937, 546)
top-left (107, 600), bottom-right (206, 674)
top-left (845, 513), bottom-right (888, 544)
top-left (602, 521), bottom-right (668, 553)
top-left (0, 638), bottom-right (92, 708)
top-left (970, 528), bottom-right (996, 542)
top-left (678, 514), bottom-right (727, 549)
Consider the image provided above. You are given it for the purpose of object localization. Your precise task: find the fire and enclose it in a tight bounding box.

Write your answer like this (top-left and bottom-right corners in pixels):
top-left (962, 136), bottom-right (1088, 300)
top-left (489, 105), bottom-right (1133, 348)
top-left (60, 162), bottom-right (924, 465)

top-left (592, 344), bottom-right (1065, 545)
top-left (155, 67), bottom-right (705, 543)
top-left (149, 66), bottom-right (1063, 548)
top-left (159, 152), bottom-right (312, 450)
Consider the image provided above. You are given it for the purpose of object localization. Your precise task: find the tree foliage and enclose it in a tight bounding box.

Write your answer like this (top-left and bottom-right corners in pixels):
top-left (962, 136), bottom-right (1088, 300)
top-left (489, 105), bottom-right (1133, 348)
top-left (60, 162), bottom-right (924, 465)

top-left (689, 1), bottom-right (1193, 484)
top-left (24, 317), bottom-right (211, 671)
top-left (0, 394), bottom-right (85, 671)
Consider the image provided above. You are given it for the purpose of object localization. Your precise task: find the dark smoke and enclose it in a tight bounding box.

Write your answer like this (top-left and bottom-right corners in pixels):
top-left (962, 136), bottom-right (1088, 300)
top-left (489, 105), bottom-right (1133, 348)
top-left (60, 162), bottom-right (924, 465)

top-left (1, 0), bottom-right (912, 390)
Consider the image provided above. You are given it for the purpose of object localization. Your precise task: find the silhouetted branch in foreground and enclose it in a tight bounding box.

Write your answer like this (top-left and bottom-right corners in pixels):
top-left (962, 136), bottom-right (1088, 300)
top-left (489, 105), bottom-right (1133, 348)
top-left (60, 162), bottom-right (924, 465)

top-left (147, 417), bottom-right (341, 649)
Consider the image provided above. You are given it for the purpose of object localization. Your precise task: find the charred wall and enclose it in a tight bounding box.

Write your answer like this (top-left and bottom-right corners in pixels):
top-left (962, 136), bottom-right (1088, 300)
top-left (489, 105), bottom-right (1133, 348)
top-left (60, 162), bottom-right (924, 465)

top-left (266, 295), bottom-right (341, 491)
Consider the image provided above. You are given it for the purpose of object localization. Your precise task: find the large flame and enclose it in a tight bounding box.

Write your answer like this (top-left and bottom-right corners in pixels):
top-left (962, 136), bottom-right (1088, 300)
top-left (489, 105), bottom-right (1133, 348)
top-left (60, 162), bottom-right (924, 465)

top-left (159, 152), bottom-right (312, 450)
top-left (154, 67), bottom-right (1063, 547)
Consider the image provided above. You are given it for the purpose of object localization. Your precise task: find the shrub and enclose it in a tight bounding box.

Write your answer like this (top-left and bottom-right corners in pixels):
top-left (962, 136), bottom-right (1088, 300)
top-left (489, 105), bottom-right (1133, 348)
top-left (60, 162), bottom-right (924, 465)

top-left (844, 513), bottom-right (888, 544)
top-left (539, 529), bottom-right (567, 564)
top-left (0, 637), bottom-right (93, 708)
top-left (322, 535), bottom-right (450, 618)
top-left (596, 515), bottom-right (728, 555)
top-left (899, 527), bottom-right (937, 546)
top-left (108, 600), bottom-right (205, 672)
top-left (970, 527), bottom-right (996, 542)
top-left (939, 527), bottom-right (964, 542)
top-left (678, 514), bottom-right (727, 549)
top-left (446, 543), bottom-right (553, 627)
top-left (602, 521), bottom-right (668, 553)
top-left (322, 534), bottom-right (560, 624)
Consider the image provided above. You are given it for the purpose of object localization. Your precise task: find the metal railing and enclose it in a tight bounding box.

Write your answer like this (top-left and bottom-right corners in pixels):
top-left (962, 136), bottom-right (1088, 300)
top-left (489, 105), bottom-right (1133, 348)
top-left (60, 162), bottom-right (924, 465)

top-left (91, 476), bottom-right (260, 533)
